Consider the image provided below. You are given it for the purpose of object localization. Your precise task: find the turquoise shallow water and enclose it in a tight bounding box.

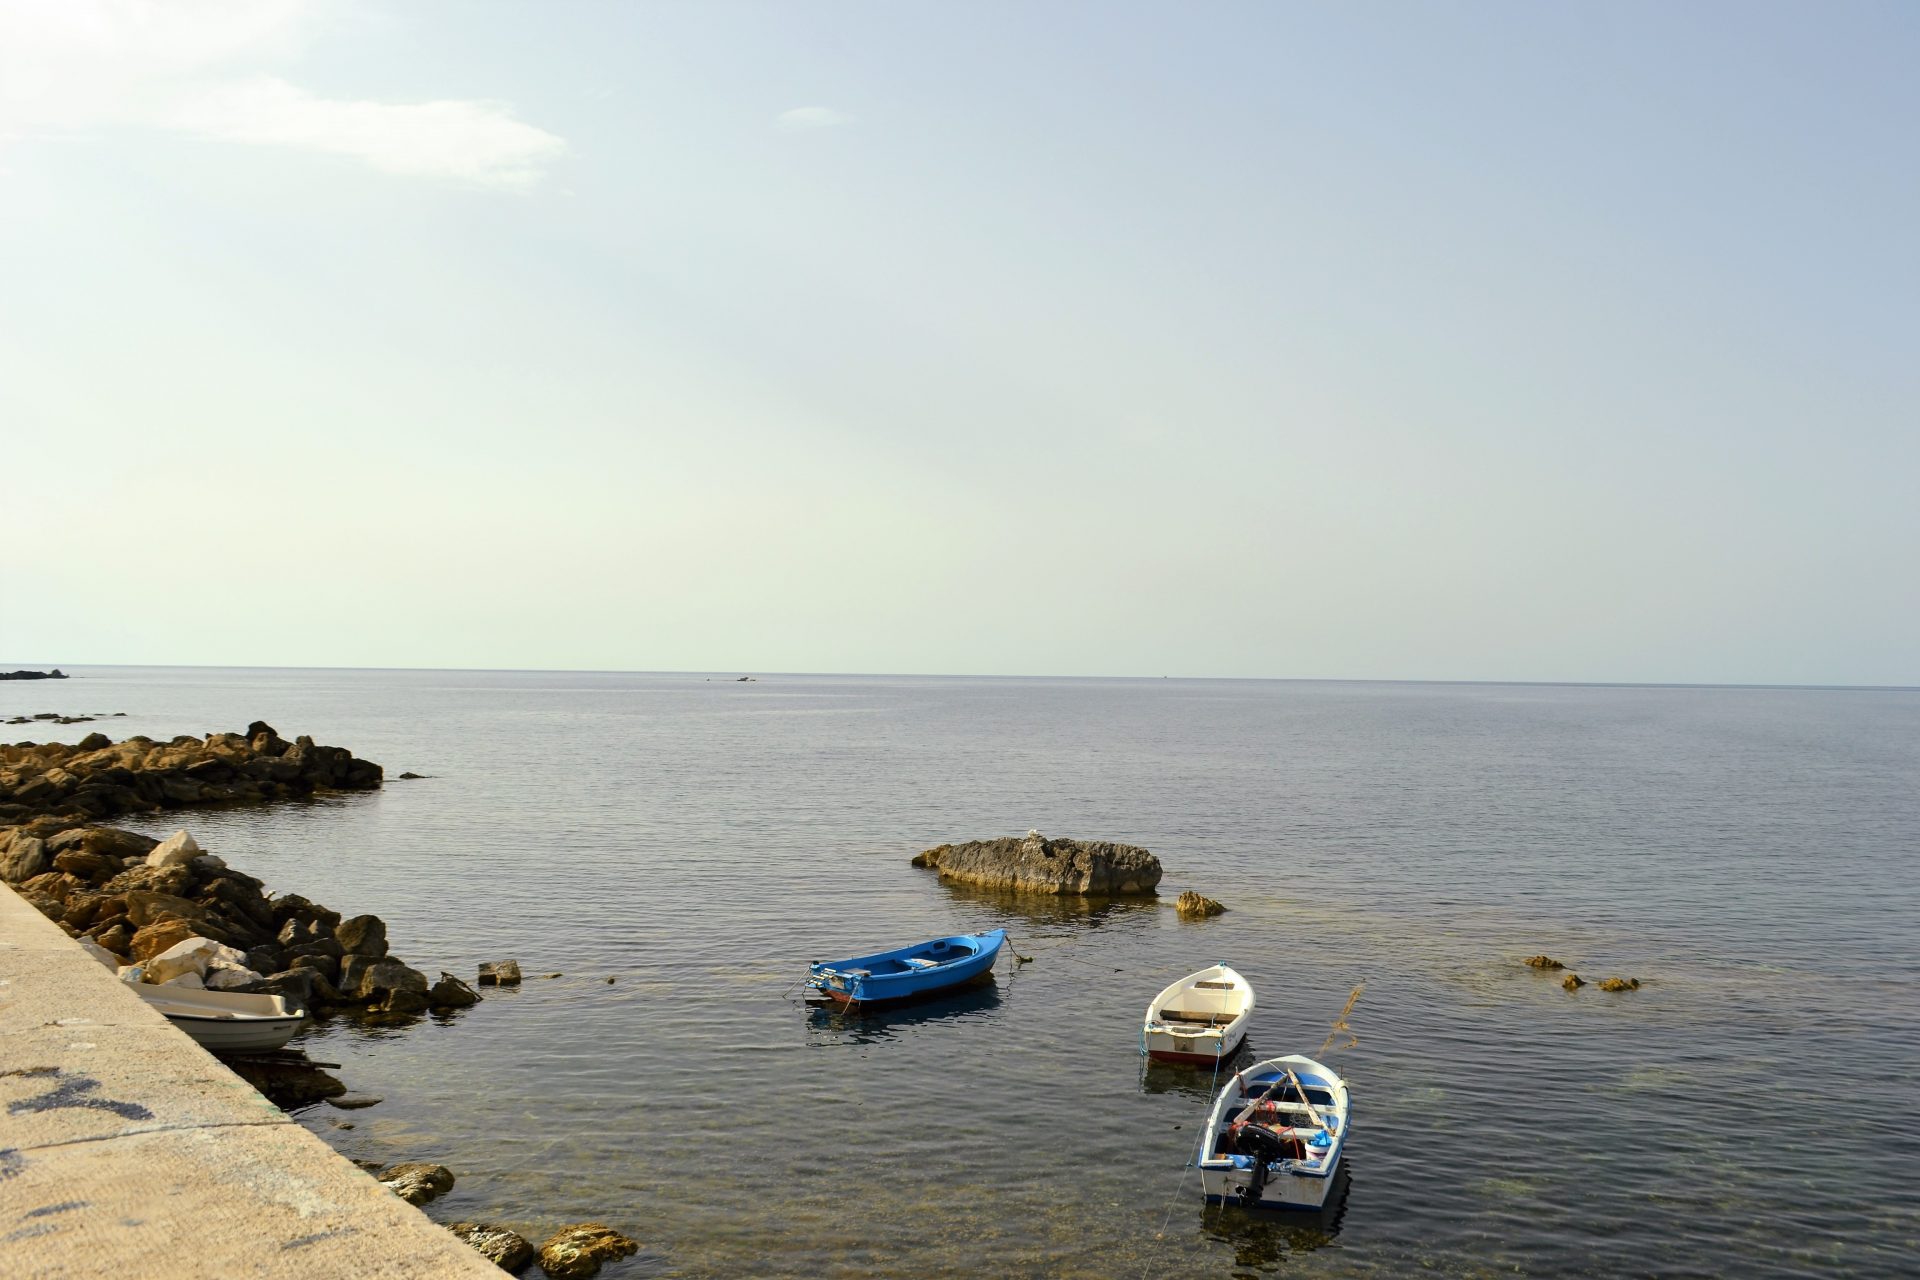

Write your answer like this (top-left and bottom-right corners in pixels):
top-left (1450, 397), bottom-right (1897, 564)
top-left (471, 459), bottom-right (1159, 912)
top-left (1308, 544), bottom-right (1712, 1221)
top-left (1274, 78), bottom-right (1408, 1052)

top-left (10, 669), bottom-right (1919, 1277)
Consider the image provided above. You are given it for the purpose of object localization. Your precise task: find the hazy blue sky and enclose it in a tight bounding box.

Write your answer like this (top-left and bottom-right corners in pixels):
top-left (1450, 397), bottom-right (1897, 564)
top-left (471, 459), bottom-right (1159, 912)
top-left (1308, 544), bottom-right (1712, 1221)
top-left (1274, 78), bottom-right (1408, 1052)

top-left (2, 2), bottom-right (1915, 682)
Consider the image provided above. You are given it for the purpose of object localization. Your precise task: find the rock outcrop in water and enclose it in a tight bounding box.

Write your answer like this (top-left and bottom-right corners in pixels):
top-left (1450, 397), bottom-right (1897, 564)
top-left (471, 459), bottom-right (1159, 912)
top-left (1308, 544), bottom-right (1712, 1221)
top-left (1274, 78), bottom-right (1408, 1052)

top-left (0, 668), bottom-right (66, 680)
top-left (1523, 955), bottom-right (1565, 970)
top-left (1175, 890), bottom-right (1226, 919)
top-left (538, 1223), bottom-right (640, 1278)
top-left (911, 831), bottom-right (1161, 896)
top-left (449, 1222), bottom-right (535, 1272)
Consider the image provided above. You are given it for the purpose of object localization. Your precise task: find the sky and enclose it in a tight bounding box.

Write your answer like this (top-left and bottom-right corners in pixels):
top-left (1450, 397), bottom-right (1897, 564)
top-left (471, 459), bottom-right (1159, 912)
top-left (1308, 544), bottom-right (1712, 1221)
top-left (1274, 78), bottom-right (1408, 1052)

top-left (1, 1), bottom-right (1915, 683)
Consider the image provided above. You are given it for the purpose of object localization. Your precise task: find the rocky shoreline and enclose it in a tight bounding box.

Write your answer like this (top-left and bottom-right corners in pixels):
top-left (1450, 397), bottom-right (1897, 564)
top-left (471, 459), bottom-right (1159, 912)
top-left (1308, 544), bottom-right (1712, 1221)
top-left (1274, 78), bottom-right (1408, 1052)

top-left (0, 723), bottom-right (460, 1016)
top-left (0, 722), bottom-right (643, 1276)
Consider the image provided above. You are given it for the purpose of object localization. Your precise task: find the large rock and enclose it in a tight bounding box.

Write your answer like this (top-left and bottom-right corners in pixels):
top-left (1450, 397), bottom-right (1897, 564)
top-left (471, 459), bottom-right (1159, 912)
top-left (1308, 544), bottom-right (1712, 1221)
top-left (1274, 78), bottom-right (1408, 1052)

top-left (352, 957), bottom-right (432, 1013)
top-left (537, 1224), bottom-right (639, 1279)
top-left (911, 831), bottom-right (1162, 896)
top-left (335, 913), bottom-right (388, 959)
top-left (129, 918), bottom-right (202, 963)
top-left (449, 1223), bottom-right (535, 1273)
top-left (1, 834), bottom-right (47, 882)
top-left (429, 972), bottom-right (481, 1009)
top-left (378, 1162), bottom-right (455, 1206)
top-left (478, 960), bottom-right (522, 986)
top-left (1175, 890), bottom-right (1226, 919)
top-left (145, 829), bottom-right (202, 868)
top-left (144, 935), bottom-right (249, 985)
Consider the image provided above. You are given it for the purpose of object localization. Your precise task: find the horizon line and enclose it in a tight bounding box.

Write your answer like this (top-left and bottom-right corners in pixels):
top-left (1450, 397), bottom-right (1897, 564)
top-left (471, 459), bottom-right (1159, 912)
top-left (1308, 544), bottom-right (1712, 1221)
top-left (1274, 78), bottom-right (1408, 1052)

top-left (5, 662), bottom-right (1916, 694)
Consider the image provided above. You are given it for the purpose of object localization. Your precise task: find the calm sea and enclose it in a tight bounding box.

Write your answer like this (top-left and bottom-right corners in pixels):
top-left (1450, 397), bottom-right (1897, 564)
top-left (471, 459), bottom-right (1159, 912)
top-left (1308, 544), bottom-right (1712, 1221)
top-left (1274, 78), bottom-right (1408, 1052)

top-left (9, 668), bottom-right (1918, 1278)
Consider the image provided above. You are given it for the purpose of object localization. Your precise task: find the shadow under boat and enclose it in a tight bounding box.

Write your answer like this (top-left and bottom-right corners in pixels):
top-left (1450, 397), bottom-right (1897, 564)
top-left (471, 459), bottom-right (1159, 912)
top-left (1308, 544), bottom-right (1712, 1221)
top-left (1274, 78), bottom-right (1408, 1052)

top-left (1198, 1161), bottom-right (1353, 1269)
top-left (803, 973), bottom-right (1003, 1045)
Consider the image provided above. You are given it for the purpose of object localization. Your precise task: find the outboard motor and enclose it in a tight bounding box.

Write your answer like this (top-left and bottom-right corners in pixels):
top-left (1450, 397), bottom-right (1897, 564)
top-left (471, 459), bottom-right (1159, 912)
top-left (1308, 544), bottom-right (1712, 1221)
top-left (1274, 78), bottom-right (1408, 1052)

top-left (1232, 1123), bottom-right (1295, 1204)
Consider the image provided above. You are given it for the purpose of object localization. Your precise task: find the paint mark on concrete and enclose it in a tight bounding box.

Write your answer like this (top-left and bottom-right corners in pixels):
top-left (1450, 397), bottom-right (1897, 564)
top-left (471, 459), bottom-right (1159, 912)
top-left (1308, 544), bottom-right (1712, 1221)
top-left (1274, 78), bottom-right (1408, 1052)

top-left (23, 1200), bottom-right (87, 1219)
top-left (7, 1072), bottom-right (154, 1121)
top-left (0, 1149), bottom-right (24, 1182)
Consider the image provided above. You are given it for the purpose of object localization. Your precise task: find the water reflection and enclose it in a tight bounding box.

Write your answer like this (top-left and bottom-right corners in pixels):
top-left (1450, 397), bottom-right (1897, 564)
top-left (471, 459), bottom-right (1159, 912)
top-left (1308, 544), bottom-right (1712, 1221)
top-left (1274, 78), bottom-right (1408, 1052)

top-left (1139, 1043), bottom-right (1256, 1100)
top-left (932, 881), bottom-right (1165, 930)
top-left (802, 976), bottom-right (1003, 1046)
top-left (1200, 1163), bottom-right (1353, 1272)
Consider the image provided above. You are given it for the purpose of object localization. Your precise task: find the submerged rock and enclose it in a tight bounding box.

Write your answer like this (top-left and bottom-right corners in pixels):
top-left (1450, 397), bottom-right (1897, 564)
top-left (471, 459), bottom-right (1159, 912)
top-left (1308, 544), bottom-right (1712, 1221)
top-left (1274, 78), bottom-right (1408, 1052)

top-left (1562, 973), bottom-right (1586, 991)
top-left (230, 1058), bottom-right (346, 1108)
top-left (450, 1222), bottom-right (535, 1273)
top-left (1523, 955), bottom-right (1565, 970)
top-left (378, 1161), bottom-right (455, 1206)
top-left (911, 831), bottom-right (1162, 896)
top-left (1175, 890), bottom-right (1226, 919)
top-left (1598, 977), bottom-right (1641, 992)
top-left (537, 1223), bottom-right (639, 1279)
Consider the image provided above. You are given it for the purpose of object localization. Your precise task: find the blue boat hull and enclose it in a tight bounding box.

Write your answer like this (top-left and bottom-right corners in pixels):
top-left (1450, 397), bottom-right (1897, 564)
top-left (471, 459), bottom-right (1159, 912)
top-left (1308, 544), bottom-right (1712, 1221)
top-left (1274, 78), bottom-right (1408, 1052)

top-left (808, 930), bottom-right (1006, 1005)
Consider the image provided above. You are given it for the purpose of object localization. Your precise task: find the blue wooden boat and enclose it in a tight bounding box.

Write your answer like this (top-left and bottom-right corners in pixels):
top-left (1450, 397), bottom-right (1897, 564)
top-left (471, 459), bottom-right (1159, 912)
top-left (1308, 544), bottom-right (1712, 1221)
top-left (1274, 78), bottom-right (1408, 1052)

top-left (806, 929), bottom-right (1006, 1005)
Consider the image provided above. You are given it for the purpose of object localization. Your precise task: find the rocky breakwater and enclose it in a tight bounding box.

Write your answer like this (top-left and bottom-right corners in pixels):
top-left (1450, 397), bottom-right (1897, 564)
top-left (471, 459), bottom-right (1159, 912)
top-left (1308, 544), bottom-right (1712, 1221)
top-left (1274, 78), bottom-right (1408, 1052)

top-left (0, 720), bottom-right (381, 823)
top-left (911, 830), bottom-right (1162, 895)
top-left (0, 724), bottom-right (476, 1021)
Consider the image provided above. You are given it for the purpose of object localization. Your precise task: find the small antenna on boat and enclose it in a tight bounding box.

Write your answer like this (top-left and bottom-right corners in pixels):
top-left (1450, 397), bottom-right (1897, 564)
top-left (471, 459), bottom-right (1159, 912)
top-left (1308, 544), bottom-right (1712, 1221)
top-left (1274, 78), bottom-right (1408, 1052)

top-left (1317, 982), bottom-right (1364, 1057)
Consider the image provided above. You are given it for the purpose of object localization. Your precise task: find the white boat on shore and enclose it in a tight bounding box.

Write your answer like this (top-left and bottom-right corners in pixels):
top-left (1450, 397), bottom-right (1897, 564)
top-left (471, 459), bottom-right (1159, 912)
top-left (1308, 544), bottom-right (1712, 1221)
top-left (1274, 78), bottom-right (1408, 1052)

top-left (1197, 1053), bottom-right (1350, 1209)
top-left (1142, 964), bottom-right (1253, 1065)
top-left (135, 984), bottom-right (307, 1054)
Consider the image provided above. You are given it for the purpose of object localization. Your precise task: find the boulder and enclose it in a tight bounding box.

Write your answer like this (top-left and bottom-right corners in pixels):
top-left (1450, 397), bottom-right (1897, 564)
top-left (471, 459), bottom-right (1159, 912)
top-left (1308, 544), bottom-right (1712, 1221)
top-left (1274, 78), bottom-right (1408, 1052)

top-left (352, 958), bottom-right (431, 1013)
top-left (145, 829), bottom-right (202, 868)
top-left (429, 972), bottom-right (481, 1009)
top-left (52, 848), bottom-right (119, 882)
top-left (1598, 977), bottom-right (1641, 992)
top-left (378, 1162), bottom-right (455, 1206)
top-left (1523, 955), bottom-right (1565, 970)
top-left (537, 1223), bottom-right (638, 1279)
top-left (257, 967), bottom-right (339, 1011)
top-left (205, 964), bottom-right (265, 992)
top-left (449, 1222), bottom-right (535, 1273)
top-left (92, 921), bottom-right (133, 956)
top-left (1175, 890), bottom-right (1226, 919)
top-left (478, 960), bottom-right (523, 987)
top-left (335, 914), bottom-right (388, 959)
top-left (144, 935), bottom-right (249, 985)
top-left (124, 890), bottom-right (207, 929)
top-left (1562, 973), bottom-right (1586, 991)
top-left (129, 918), bottom-right (202, 963)
top-left (911, 832), bottom-right (1162, 896)
top-left (159, 970), bottom-right (204, 989)
top-left (1, 834), bottom-right (47, 882)
top-left (82, 827), bottom-right (158, 860)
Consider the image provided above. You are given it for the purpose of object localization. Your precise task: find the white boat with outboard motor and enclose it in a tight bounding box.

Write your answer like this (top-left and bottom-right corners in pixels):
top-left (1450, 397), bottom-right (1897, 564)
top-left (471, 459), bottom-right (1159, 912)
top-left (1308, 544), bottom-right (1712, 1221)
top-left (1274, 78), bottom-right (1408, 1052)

top-left (1197, 1053), bottom-right (1350, 1209)
top-left (1142, 963), bottom-right (1253, 1065)
top-left (135, 984), bottom-right (307, 1053)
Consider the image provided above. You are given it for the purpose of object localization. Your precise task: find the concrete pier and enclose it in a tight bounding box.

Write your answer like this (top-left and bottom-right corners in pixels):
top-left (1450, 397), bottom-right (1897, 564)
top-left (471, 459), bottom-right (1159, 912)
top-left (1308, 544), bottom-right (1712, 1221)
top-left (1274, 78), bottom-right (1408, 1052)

top-left (0, 885), bottom-right (497, 1278)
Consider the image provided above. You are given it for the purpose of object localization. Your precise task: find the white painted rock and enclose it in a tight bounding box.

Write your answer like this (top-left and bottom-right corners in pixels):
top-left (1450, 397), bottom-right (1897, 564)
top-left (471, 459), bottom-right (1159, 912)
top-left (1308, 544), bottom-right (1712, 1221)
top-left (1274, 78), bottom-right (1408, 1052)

top-left (158, 970), bottom-right (205, 989)
top-left (77, 937), bottom-right (120, 971)
top-left (117, 964), bottom-right (147, 984)
top-left (145, 829), bottom-right (203, 868)
top-left (144, 935), bottom-right (248, 985)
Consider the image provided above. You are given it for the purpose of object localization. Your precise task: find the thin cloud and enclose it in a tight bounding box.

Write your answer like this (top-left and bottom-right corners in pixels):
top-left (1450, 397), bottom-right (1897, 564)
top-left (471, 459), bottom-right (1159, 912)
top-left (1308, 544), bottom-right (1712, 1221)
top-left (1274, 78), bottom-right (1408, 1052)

top-left (0, 0), bottom-right (565, 187)
top-left (775, 106), bottom-right (853, 133)
top-left (168, 78), bottom-right (566, 187)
